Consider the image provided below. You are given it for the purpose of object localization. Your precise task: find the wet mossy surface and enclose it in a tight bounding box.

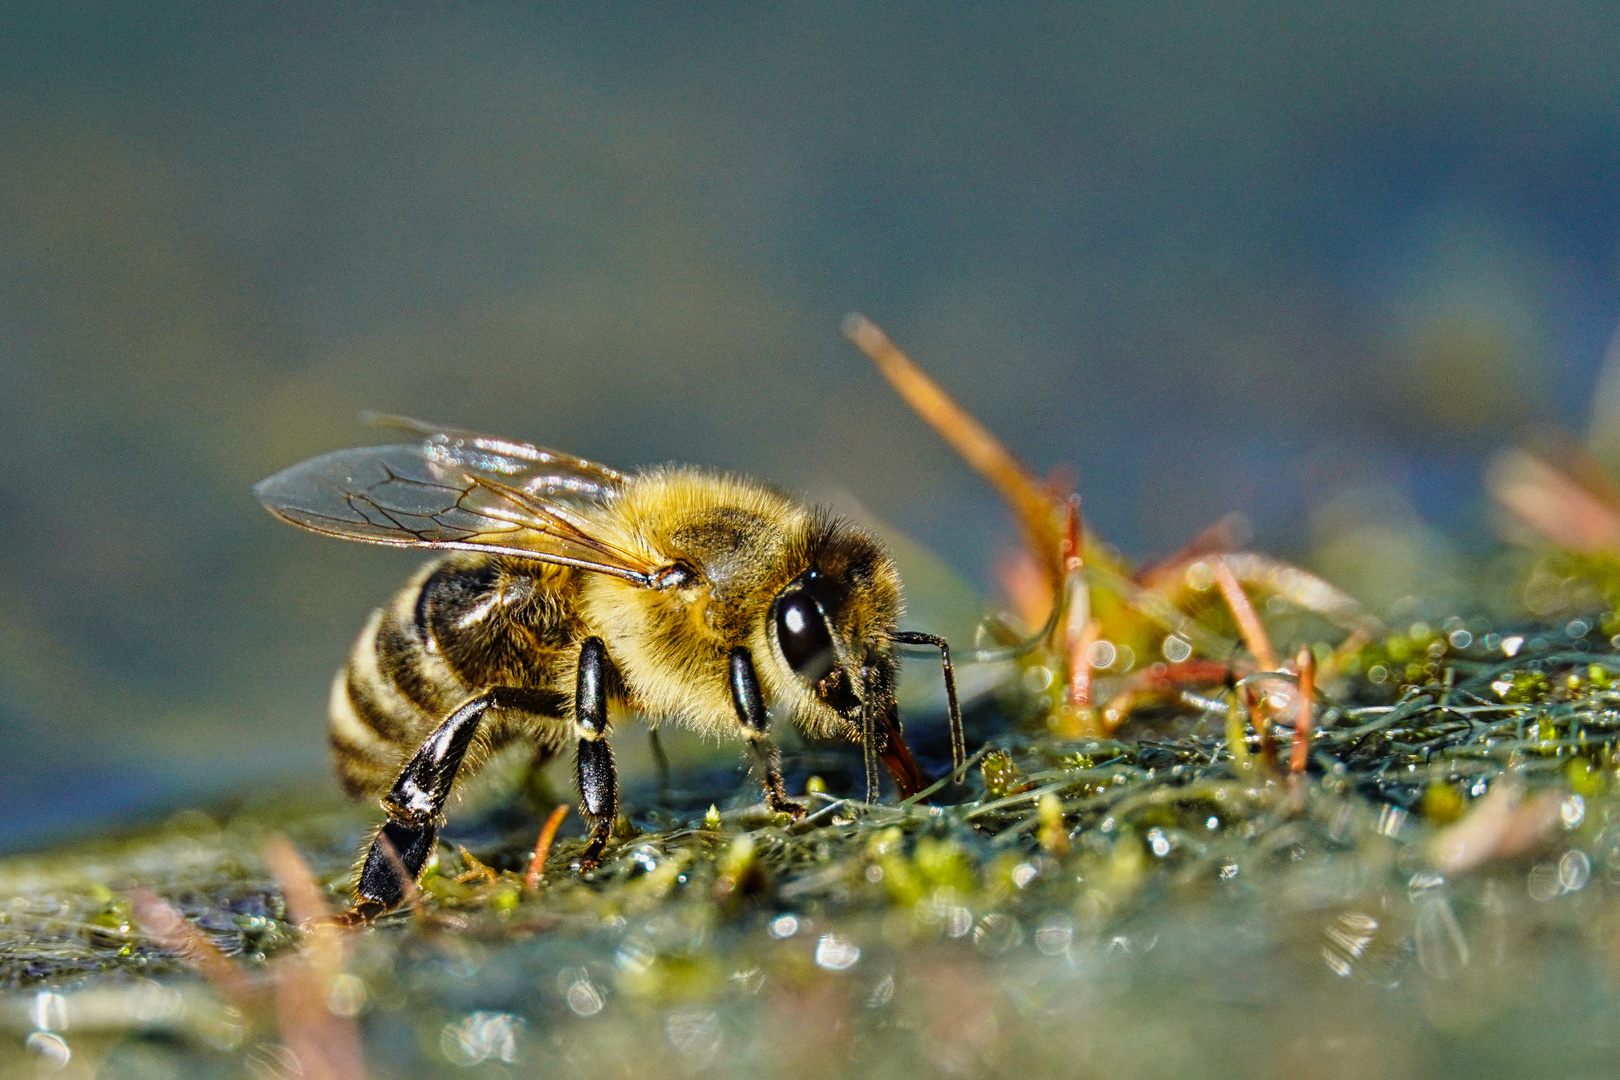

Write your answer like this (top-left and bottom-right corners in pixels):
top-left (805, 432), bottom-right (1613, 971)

top-left (10, 618), bottom-right (1620, 1077)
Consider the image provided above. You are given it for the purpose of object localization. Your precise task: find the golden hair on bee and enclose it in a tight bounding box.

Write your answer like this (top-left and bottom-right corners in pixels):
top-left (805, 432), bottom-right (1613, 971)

top-left (255, 418), bottom-right (960, 921)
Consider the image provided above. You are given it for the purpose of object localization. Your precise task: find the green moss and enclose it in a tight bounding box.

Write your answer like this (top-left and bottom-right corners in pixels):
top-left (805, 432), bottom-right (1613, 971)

top-left (14, 604), bottom-right (1620, 1076)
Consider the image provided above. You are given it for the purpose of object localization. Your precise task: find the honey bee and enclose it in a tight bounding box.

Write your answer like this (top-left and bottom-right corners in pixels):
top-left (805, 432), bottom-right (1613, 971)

top-left (256, 417), bottom-right (962, 919)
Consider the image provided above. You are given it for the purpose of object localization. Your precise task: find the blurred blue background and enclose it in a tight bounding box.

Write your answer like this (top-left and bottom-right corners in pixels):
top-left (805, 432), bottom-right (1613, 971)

top-left (5, 2), bottom-right (1620, 848)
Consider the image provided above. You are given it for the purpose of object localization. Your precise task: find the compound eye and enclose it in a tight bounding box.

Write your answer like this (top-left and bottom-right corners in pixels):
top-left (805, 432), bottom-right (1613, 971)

top-left (774, 587), bottom-right (836, 685)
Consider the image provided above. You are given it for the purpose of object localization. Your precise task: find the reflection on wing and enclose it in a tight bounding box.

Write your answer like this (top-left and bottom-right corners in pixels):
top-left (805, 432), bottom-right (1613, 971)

top-left (254, 441), bottom-right (661, 586)
top-left (364, 414), bottom-right (627, 504)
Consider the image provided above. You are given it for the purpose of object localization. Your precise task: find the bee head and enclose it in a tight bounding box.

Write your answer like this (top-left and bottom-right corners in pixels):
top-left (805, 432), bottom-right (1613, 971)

top-left (765, 523), bottom-right (924, 796)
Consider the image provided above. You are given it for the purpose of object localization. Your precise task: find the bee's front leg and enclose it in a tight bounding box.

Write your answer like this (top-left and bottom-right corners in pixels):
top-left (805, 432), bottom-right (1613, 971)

top-left (573, 637), bottom-right (619, 870)
top-left (729, 647), bottom-right (807, 818)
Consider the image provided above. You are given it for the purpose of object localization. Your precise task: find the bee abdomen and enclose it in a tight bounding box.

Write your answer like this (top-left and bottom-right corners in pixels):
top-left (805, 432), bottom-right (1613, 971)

top-left (329, 581), bottom-right (459, 797)
top-left (328, 555), bottom-right (577, 799)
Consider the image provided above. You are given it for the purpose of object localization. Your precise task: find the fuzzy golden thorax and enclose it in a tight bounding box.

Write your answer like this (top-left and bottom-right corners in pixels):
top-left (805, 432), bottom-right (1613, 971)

top-left (577, 467), bottom-right (904, 743)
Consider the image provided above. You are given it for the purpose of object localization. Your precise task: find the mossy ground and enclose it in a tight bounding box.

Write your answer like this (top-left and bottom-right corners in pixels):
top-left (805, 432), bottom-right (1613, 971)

top-left (8, 612), bottom-right (1620, 1078)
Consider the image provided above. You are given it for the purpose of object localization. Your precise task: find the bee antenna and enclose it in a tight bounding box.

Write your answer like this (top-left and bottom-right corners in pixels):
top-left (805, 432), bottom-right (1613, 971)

top-left (889, 631), bottom-right (964, 779)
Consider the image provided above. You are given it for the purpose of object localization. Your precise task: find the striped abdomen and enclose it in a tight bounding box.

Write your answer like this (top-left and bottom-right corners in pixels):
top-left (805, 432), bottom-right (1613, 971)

top-left (328, 553), bottom-right (579, 798)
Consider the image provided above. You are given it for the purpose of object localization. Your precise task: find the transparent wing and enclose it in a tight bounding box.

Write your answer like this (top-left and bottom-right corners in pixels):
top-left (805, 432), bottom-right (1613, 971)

top-left (364, 413), bottom-right (627, 504)
top-left (255, 440), bottom-right (661, 586)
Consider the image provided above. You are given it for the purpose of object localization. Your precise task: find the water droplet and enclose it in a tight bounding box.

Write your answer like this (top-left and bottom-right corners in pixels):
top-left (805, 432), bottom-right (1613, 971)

top-left (1206, 815), bottom-right (1220, 830)
top-left (815, 934), bottom-right (861, 970)
top-left (972, 913), bottom-right (1023, 954)
top-left (1502, 635), bottom-right (1525, 657)
top-left (26, 1031), bottom-right (70, 1066)
top-left (1561, 794), bottom-right (1586, 829)
top-left (1527, 862), bottom-right (1563, 902)
top-left (1449, 629), bottom-right (1473, 649)
top-left (1162, 635), bottom-right (1193, 663)
top-left (1376, 804), bottom-right (1409, 837)
top-left (1011, 863), bottom-right (1038, 888)
top-left (767, 914), bottom-right (799, 939)
top-left (1088, 640), bottom-right (1117, 669)
top-left (1413, 893), bottom-right (1469, 978)
top-left (566, 977), bottom-right (605, 1016)
top-left (1022, 665), bottom-right (1054, 693)
top-left (1035, 917), bottom-right (1073, 955)
top-left (1147, 828), bottom-right (1171, 857)
top-left (30, 992), bottom-right (68, 1032)
top-left (663, 1011), bottom-right (722, 1064)
top-left (325, 974), bottom-right (367, 1018)
top-left (1185, 560), bottom-right (1215, 591)
top-left (441, 1012), bottom-right (523, 1066)
top-left (1559, 850), bottom-right (1592, 892)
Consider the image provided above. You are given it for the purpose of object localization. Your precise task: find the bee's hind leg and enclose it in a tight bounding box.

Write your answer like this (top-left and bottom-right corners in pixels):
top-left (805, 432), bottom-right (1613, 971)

top-left (729, 647), bottom-right (806, 818)
top-left (345, 686), bottom-right (554, 922)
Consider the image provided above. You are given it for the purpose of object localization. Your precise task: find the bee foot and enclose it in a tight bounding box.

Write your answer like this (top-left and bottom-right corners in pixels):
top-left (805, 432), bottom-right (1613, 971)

top-left (769, 798), bottom-right (808, 819)
top-left (332, 903), bottom-right (383, 927)
top-left (572, 836), bottom-right (611, 873)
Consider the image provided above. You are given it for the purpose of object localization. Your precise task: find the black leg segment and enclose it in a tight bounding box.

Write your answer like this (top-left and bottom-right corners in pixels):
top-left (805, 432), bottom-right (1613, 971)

top-left (728, 646), bottom-right (805, 817)
top-left (573, 637), bottom-right (619, 868)
top-left (349, 685), bottom-right (555, 919)
top-left (350, 820), bottom-right (436, 919)
top-left (729, 647), bottom-right (768, 733)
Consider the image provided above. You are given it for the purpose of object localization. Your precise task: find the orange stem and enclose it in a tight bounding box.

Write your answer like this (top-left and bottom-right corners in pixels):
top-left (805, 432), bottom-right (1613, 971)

top-left (1291, 647), bottom-right (1315, 776)
top-left (1209, 555), bottom-right (1278, 672)
top-left (1068, 617), bottom-right (1102, 709)
top-left (525, 803), bottom-right (571, 894)
top-left (844, 314), bottom-right (1064, 579)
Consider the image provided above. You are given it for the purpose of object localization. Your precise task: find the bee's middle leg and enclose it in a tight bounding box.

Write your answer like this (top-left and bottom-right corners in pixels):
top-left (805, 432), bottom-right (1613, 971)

top-left (573, 637), bottom-right (619, 870)
top-left (729, 646), bottom-right (806, 818)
